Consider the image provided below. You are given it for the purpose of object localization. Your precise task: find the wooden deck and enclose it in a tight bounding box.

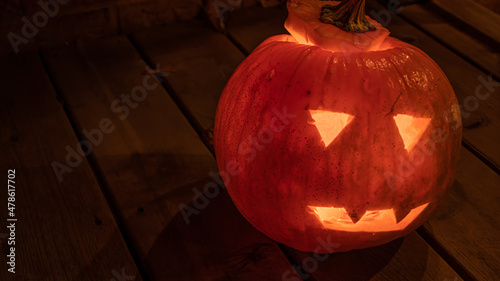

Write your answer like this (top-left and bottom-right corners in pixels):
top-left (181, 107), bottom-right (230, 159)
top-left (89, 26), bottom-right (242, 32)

top-left (0, 1), bottom-right (499, 280)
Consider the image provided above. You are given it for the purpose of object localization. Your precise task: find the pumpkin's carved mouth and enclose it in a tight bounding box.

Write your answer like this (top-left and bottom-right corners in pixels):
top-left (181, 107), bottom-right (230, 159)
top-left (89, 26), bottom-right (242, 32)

top-left (308, 203), bottom-right (429, 232)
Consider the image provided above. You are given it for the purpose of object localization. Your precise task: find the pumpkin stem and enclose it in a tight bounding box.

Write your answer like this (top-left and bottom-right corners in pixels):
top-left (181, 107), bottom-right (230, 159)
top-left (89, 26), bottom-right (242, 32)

top-left (320, 0), bottom-right (376, 33)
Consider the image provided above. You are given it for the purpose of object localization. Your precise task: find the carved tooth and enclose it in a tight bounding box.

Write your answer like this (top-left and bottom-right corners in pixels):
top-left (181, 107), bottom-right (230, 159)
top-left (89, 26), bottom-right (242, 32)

top-left (392, 205), bottom-right (412, 224)
top-left (345, 207), bottom-right (366, 224)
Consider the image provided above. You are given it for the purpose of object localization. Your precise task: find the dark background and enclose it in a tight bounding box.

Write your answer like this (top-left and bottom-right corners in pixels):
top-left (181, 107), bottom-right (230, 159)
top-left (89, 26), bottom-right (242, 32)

top-left (0, 0), bottom-right (499, 280)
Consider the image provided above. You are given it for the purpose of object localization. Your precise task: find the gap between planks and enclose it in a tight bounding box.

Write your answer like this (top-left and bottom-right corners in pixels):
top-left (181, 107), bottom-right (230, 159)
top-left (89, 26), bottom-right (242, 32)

top-left (39, 51), bottom-right (152, 281)
top-left (41, 36), bottom-right (301, 281)
top-left (0, 53), bottom-right (142, 280)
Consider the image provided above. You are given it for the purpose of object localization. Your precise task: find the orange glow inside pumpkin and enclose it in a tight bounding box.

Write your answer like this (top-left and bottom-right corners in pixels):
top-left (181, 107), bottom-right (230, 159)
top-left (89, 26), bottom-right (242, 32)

top-left (309, 110), bottom-right (354, 147)
top-left (285, 0), bottom-right (393, 52)
top-left (309, 203), bottom-right (429, 232)
top-left (393, 114), bottom-right (431, 151)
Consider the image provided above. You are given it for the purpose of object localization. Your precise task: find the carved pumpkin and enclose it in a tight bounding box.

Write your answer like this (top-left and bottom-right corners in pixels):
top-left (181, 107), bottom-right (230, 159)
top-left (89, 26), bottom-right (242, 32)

top-left (214, 0), bottom-right (462, 252)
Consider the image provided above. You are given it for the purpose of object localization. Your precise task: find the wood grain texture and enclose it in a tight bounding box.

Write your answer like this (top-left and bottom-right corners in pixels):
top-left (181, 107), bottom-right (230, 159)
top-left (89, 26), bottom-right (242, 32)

top-left (130, 22), bottom-right (246, 133)
top-left (421, 147), bottom-right (500, 281)
top-left (224, 4), bottom-right (500, 280)
top-left (396, 2), bottom-right (500, 79)
top-left (41, 36), bottom-right (299, 280)
top-left (282, 232), bottom-right (462, 281)
top-left (141, 178), bottom-right (300, 281)
top-left (132, 17), bottom-right (463, 281)
top-left (226, 5), bottom-right (289, 54)
top-left (471, 0), bottom-right (500, 14)
top-left (432, 0), bottom-right (500, 44)
top-left (0, 53), bottom-right (141, 280)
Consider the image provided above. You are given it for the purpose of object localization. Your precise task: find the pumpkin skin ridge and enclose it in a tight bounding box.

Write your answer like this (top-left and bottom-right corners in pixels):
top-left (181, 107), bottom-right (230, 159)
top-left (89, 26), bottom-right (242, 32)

top-left (214, 24), bottom-right (461, 253)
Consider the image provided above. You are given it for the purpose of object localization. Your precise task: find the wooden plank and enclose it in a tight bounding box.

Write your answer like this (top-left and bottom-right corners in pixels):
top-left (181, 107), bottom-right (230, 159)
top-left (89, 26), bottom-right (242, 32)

top-left (0, 53), bottom-right (141, 280)
top-left (226, 5), bottom-right (289, 55)
top-left (142, 178), bottom-right (300, 281)
top-left (432, 0), bottom-right (500, 44)
top-left (396, 2), bottom-right (500, 79)
top-left (225, 5), bottom-right (500, 280)
top-left (471, 0), bottom-right (500, 14)
top-left (130, 22), bottom-right (246, 133)
top-left (41, 36), bottom-right (299, 280)
top-left (282, 232), bottom-right (462, 281)
top-left (131, 17), bottom-right (464, 281)
top-left (420, 147), bottom-right (500, 281)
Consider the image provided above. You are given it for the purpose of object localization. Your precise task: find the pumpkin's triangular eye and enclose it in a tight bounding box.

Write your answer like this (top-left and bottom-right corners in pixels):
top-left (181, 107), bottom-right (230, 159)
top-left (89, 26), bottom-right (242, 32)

top-left (393, 114), bottom-right (431, 152)
top-left (309, 110), bottom-right (354, 147)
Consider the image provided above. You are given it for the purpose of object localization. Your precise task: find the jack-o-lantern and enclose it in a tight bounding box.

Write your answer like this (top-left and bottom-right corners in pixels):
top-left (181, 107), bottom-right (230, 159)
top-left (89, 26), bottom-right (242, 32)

top-left (214, 0), bottom-right (462, 252)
